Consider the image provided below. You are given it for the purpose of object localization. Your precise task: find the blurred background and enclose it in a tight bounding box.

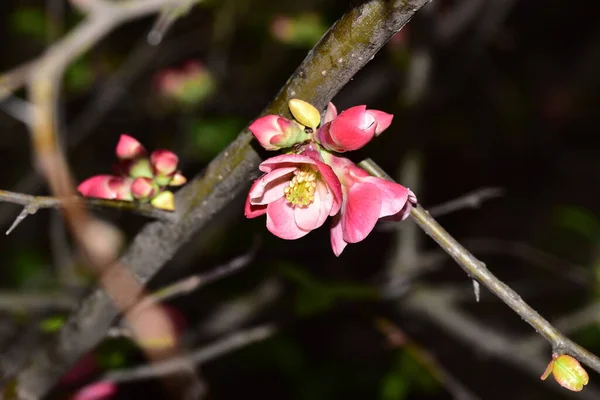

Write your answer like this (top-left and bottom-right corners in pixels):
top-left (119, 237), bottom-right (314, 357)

top-left (0, 0), bottom-right (599, 399)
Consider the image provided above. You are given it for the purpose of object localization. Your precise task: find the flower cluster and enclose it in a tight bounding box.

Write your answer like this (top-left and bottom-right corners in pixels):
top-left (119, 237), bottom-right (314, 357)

top-left (245, 99), bottom-right (416, 256)
top-left (77, 135), bottom-right (186, 211)
top-left (154, 61), bottom-right (215, 106)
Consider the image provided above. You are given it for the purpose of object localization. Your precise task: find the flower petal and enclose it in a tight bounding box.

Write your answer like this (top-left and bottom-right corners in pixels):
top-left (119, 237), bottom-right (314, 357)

top-left (368, 110), bottom-right (393, 135)
top-left (249, 167), bottom-right (296, 204)
top-left (245, 180), bottom-right (268, 218)
top-left (315, 180), bottom-right (334, 226)
top-left (330, 214), bottom-right (348, 256)
top-left (259, 153), bottom-right (318, 173)
top-left (362, 177), bottom-right (409, 217)
top-left (323, 102), bottom-right (338, 124)
top-left (266, 198), bottom-right (310, 239)
top-left (329, 105), bottom-right (377, 151)
top-left (313, 160), bottom-right (342, 215)
top-left (341, 182), bottom-right (382, 243)
top-left (294, 202), bottom-right (322, 231)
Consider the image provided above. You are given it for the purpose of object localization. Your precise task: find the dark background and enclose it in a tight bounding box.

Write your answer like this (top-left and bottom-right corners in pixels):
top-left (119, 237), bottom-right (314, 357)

top-left (1, 0), bottom-right (599, 399)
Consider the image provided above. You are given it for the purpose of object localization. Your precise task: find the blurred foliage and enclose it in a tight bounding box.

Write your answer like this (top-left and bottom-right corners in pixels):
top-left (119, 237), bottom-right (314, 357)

top-left (270, 13), bottom-right (328, 48)
top-left (7, 249), bottom-right (52, 289)
top-left (279, 263), bottom-right (378, 316)
top-left (554, 206), bottom-right (600, 241)
top-left (380, 351), bottom-right (440, 400)
top-left (39, 314), bottom-right (67, 333)
top-left (186, 117), bottom-right (245, 160)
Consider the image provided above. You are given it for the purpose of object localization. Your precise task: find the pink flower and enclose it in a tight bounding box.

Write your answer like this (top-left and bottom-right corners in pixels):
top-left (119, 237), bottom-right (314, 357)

top-left (73, 381), bottom-right (117, 400)
top-left (77, 175), bottom-right (133, 201)
top-left (317, 103), bottom-right (393, 152)
top-left (115, 134), bottom-right (146, 160)
top-left (325, 154), bottom-right (415, 256)
top-left (245, 152), bottom-right (342, 239)
top-left (249, 115), bottom-right (308, 151)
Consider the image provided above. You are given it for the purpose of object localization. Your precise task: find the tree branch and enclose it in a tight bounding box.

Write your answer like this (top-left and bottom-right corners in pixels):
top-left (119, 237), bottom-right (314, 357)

top-left (0, 189), bottom-right (176, 235)
top-left (359, 158), bottom-right (600, 376)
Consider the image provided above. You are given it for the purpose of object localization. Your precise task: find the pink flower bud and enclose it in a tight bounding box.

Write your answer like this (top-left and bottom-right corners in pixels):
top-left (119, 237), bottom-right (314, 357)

top-left (115, 134), bottom-right (146, 160)
top-left (249, 115), bottom-right (308, 151)
top-left (168, 171), bottom-right (187, 187)
top-left (150, 190), bottom-right (175, 211)
top-left (77, 175), bottom-right (133, 201)
top-left (316, 105), bottom-right (393, 152)
top-left (131, 177), bottom-right (158, 200)
top-left (151, 150), bottom-right (178, 178)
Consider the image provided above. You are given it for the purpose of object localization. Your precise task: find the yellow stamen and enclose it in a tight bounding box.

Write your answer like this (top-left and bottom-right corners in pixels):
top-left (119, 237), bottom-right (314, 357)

top-left (285, 166), bottom-right (318, 206)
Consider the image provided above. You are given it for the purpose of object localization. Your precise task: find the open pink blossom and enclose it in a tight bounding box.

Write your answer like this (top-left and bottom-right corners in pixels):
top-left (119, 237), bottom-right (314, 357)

top-left (325, 154), bottom-right (415, 256)
top-left (316, 104), bottom-right (393, 152)
top-left (249, 115), bottom-right (308, 151)
top-left (77, 175), bottom-right (133, 201)
top-left (245, 152), bottom-right (342, 239)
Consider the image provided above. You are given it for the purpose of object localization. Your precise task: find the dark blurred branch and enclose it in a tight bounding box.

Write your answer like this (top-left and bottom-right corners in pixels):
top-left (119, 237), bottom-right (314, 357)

top-left (360, 158), bottom-right (600, 377)
top-left (105, 323), bottom-right (277, 383)
top-left (428, 187), bottom-right (505, 217)
top-left (376, 318), bottom-right (481, 400)
top-left (9, 0), bottom-right (433, 396)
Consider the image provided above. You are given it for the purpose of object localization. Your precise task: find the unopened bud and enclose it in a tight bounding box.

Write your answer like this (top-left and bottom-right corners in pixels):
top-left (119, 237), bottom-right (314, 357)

top-left (131, 177), bottom-right (158, 201)
top-left (289, 98), bottom-right (320, 129)
top-left (541, 354), bottom-right (589, 392)
top-left (150, 191), bottom-right (175, 211)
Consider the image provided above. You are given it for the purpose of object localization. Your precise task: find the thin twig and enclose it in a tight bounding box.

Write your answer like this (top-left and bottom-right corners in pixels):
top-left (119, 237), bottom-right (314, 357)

top-left (404, 286), bottom-right (600, 400)
top-left (0, 189), bottom-right (176, 234)
top-left (379, 187), bottom-right (504, 232)
top-left (359, 158), bottom-right (600, 375)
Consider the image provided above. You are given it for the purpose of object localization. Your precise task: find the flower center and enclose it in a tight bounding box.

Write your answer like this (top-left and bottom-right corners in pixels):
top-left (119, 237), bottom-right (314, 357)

top-left (284, 166), bottom-right (317, 207)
